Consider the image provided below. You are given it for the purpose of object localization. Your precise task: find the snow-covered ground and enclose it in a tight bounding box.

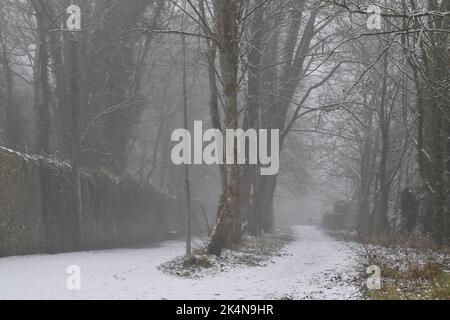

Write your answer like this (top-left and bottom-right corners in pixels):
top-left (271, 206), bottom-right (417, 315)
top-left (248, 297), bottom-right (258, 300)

top-left (0, 226), bottom-right (361, 300)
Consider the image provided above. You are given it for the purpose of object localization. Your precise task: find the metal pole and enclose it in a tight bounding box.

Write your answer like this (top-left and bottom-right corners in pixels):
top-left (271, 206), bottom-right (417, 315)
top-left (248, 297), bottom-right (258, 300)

top-left (182, 33), bottom-right (191, 256)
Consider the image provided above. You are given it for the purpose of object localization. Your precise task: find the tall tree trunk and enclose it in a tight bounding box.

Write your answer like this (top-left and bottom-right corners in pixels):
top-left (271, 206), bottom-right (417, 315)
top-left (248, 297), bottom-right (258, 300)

top-left (47, 1), bottom-right (71, 158)
top-left (33, 0), bottom-right (51, 154)
top-left (207, 0), bottom-right (241, 256)
top-left (244, 0), bottom-right (264, 236)
top-left (255, 3), bottom-right (318, 233)
top-left (0, 15), bottom-right (24, 149)
top-left (69, 33), bottom-right (83, 247)
top-left (198, 0), bottom-right (228, 229)
top-left (373, 51), bottom-right (390, 235)
top-left (358, 89), bottom-right (375, 235)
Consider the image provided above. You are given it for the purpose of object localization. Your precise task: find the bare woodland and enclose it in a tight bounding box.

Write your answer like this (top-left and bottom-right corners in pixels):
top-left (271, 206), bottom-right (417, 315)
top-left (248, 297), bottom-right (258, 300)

top-left (0, 0), bottom-right (449, 257)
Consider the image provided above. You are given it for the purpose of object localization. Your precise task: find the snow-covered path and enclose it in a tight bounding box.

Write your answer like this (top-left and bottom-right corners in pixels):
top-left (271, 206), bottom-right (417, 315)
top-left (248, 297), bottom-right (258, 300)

top-left (0, 226), bottom-right (361, 299)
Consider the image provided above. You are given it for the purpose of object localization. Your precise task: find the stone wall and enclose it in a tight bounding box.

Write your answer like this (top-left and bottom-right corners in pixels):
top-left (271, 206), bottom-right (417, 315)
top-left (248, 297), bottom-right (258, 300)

top-left (0, 147), bottom-right (171, 257)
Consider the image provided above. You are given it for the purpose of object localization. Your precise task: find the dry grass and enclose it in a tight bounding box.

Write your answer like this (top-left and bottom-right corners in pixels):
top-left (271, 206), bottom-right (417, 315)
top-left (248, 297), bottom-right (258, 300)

top-left (359, 234), bottom-right (450, 300)
top-left (365, 261), bottom-right (450, 300)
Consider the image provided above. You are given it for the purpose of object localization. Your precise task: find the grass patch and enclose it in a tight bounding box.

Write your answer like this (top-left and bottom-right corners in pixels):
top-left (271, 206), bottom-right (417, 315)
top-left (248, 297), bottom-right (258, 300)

top-left (357, 236), bottom-right (450, 300)
top-left (364, 262), bottom-right (450, 300)
top-left (159, 229), bottom-right (294, 279)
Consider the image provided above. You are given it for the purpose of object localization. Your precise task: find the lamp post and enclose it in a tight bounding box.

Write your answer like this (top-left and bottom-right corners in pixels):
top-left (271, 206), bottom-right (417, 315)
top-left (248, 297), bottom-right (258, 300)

top-left (182, 32), bottom-right (192, 256)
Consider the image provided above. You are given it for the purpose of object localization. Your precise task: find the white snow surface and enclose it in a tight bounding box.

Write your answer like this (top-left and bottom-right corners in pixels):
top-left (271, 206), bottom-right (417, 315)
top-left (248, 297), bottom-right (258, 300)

top-left (0, 226), bottom-right (361, 300)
